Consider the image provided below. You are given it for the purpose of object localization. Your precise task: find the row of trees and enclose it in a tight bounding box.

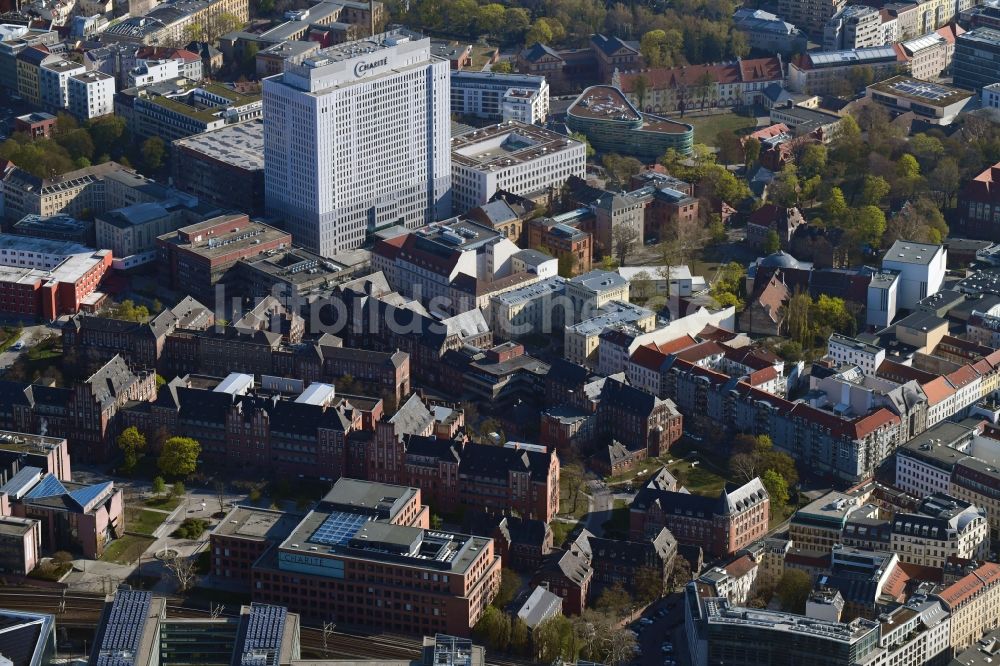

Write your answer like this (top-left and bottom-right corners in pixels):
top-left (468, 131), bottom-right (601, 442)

top-left (391, 0), bottom-right (748, 64)
top-left (116, 427), bottom-right (202, 477)
top-left (0, 114), bottom-right (166, 180)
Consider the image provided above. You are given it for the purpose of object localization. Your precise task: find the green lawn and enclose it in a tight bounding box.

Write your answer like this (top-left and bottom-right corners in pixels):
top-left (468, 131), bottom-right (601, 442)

top-left (665, 458), bottom-right (729, 498)
top-left (0, 326), bottom-right (21, 354)
top-left (681, 112), bottom-right (758, 145)
top-left (101, 535), bottom-right (155, 565)
top-left (551, 520), bottom-right (577, 548)
top-left (127, 509), bottom-right (167, 536)
top-left (143, 496), bottom-right (182, 511)
top-left (559, 474), bottom-right (589, 519)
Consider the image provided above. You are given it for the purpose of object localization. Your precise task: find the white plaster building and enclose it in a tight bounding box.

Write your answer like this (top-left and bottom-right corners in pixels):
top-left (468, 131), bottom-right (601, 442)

top-left (451, 122), bottom-right (586, 214)
top-left (881, 240), bottom-right (946, 310)
top-left (67, 70), bottom-right (114, 120)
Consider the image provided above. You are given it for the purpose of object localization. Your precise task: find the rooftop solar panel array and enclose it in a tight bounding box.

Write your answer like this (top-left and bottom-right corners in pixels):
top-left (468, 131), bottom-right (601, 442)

top-left (238, 604), bottom-right (287, 666)
top-left (96, 590), bottom-right (152, 666)
top-left (308, 511), bottom-right (371, 546)
top-left (889, 79), bottom-right (957, 100)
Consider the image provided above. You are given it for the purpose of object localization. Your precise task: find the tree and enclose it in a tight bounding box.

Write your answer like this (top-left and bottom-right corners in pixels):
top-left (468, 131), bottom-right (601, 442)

top-left (510, 617), bottom-right (530, 656)
top-left (473, 606), bottom-right (511, 652)
top-left (823, 187), bottom-right (848, 223)
top-left (570, 131), bottom-right (595, 158)
top-left (640, 29), bottom-right (682, 67)
top-left (595, 582), bottom-right (632, 618)
top-left (715, 130), bottom-right (744, 165)
top-left (700, 164), bottom-right (750, 204)
top-left (849, 205), bottom-right (886, 249)
top-left (776, 569), bottom-right (812, 613)
top-left (633, 73), bottom-right (649, 110)
top-left (557, 251), bottom-right (578, 278)
top-left (534, 614), bottom-right (575, 663)
top-left (896, 153), bottom-right (920, 181)
top-left (525, 17), bottom-right (563, 46)
top-left (141, 137), bottom-right (165, 172)
top-left (730, 452), bottom-right (758, 481)
top-left (634, 565), bottom-right (664, 605)
top-left (477, 3), bottom-right (506, 37)
top-left (763, 229), bottom-right (781, 254)
top-left (493, 568), bottom-right (521, 608)
top-left (159, 437), bottom-right (201, 477)
top-left (798, 144), bottom-right (828, 179)
top-left (761, 469), bottom-right (789, 508)
top-left (171, 481), bottom-right (186, 498)
top-left (490, 61), bottom-right (513, 73)
top-left (743, 136), bottom-right (761, 169)
top-left (929, 158), bottom-right (961, 207)
top-left (860, 175), bottom-right (891, 207)
top-left (786, 291), bottom-right (812, 348)
top-left (884, 196), bottom-right (948, 245)
top-left (669, 556), bottom-right (692, 591)
top-left (502, 7), bottom-right (531, 43)
top-left (152, 476), bottom-right (166, 496)
top-left (56, 129), bottom-right (95, 162)
top-left (116, 426), bottom-right (147, 473)
top-left (612, 225), bottom-right (638, 265)
top-left (214, 480), bottom-right (226, 514)
top-left (768, 168), bottom-right (800, 207)
top-left (164, 554), bottom-right (198, 592)
top-left (602, 153), bottom-right (643, 186)
top-left (561, 463), bottom-right (586, 518)
top-left (695, 70), bottom-right (715, 109)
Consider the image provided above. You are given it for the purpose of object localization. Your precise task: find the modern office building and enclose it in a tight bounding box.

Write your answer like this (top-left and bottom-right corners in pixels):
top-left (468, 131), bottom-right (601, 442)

top-left (0, 609), bottom-right (54, 666)
top-left (450, 71), bottom-right (549, 124)
top-left (566, 85), bottom-right (694, 160)
top-left (264, 30), bottom-right (451, 257)
top-left (824, 5), bottom-right (884, 50)
top-left (90, 591), bottom-right (301, 666)
top-left (212, 478), bottom-right (501, 635)
top-left (67, 71), bottom-right (115, 121)
top-left (953, 27), bottom-right (1000, 91)
top-left (0, 234), bottom-right (112, 319)
top-left (451, 122), bottom-right (586, 214)
top-left (881, 239), bottom-right (947, 309)
top-left (171, 119), bottom-right (265, 214)
top-left (115, 79), bottom-right (262, 141)
top-left (788, 46), bottom-right (903, 94)
top-left (866, 76), bottom-right (975, 124)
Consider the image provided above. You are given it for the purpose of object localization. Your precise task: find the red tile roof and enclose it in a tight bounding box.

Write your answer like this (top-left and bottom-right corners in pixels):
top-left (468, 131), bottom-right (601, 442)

top-left (747, 123), bottom-right (789, 141)
top-left (962, 162), bottom-right (1000, 206)
top-left (674, 340), bottom-right (728, 363)
top-left (748, 366), bottom-right (779, 385)
top-left (653, 335), bottom-right (698, 354)
top-left (946, 365), bottom-right (980, 389)
top-left (617, 57), bottom-right (781, 93)
top-left (631, 344), bottom-right (668, 371)
top-left (936, 562), bottom-right (1000, 610)
top-left (724, 554), bottom-right (757, 578)
top-left (922, 376), bottom-right (956, 406)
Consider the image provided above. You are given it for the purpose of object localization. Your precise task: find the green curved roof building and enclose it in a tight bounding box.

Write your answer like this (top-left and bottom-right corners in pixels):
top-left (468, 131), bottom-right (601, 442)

top-left (566, 85), bottom-right (694, 159)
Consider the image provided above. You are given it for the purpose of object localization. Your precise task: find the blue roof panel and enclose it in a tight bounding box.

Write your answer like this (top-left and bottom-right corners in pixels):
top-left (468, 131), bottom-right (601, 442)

top-left (68, 481), bottom-right (113, 511)
top-left (25, 474), bottom-right (67, 499)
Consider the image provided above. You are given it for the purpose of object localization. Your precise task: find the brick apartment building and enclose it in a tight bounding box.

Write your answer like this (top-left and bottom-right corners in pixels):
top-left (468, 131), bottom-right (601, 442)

top-left (630, 475), bottom-right (770, 558)
top-left (542, 359), bottom-right (683, 466)
top-left (387, 435), bottom-right (559, 523)
top-left (159, 327), bottom-right (411, 406)
top-left (62, 296), bottom-right (214, 372)
top-left (122, 374), bottom-right (376, 479)
top-left (210, 478), bottom-right (500, 636)
top-left (0, 355), bottom-right (155, 462)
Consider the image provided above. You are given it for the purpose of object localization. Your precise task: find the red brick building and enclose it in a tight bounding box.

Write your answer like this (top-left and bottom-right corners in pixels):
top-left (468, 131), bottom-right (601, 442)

top-left (0, 235), bottom-right (112, 320)
top-left (629, 476), bottom-right (770, 558)
top-left (156, 214), bottom-right (291, 303)
top-left (959, 161), bottom-right (1000, 241)
top-left (212, 479), bottom-right (499, 636)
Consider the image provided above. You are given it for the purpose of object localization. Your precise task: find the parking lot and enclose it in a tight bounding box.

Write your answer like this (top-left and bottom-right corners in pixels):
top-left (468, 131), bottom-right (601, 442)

top-left (630, 593), bottom-right (689, 666)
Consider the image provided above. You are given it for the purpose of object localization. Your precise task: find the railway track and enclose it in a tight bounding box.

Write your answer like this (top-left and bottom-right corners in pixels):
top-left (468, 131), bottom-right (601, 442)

top-left (0, 588), bottom-right (529, 665)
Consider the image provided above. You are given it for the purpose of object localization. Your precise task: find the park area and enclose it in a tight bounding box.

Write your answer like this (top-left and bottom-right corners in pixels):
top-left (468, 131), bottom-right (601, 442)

top-left (679, 111), bottom-right (759, 144)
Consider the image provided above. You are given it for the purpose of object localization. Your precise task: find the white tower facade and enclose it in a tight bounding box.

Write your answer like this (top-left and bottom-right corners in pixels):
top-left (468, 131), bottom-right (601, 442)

top-left (264, 30), bottom-right (452, 257)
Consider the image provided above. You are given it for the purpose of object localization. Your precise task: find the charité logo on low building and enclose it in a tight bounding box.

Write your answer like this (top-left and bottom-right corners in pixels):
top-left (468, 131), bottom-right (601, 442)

top-left (355, 57), bottom-right (388, 77)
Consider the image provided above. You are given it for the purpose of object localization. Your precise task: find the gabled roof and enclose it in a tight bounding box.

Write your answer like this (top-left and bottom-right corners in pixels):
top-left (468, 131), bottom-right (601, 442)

top-left (521, 42), bottom-right (563, 64)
